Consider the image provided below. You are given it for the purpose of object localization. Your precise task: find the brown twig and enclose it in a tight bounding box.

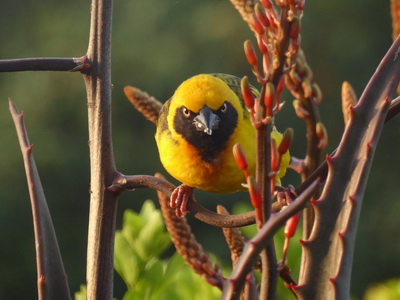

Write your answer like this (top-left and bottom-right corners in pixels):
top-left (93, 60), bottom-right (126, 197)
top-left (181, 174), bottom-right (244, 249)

top-left (110, 173), bottom-right (297, 228)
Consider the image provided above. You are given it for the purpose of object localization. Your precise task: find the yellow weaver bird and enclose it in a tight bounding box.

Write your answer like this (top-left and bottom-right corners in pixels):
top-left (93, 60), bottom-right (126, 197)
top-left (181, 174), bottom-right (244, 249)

top-left (155, 74), bottom-right (290, 216)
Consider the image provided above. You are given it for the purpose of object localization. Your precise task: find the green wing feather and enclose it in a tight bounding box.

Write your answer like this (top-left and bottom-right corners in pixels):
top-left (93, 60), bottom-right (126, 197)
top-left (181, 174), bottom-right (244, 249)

top-left (210, 73), bottom-right (259, 120)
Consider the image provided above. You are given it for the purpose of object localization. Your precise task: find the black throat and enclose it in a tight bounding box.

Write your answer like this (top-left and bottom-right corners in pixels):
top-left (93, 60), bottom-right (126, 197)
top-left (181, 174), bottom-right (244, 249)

top-left (173, 102), bottom-right (238, 163)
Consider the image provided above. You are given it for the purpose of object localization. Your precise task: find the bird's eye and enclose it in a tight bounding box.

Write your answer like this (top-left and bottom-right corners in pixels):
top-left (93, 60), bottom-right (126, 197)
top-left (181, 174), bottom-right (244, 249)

top-left (182, 106), bottom-right (191, 117)
top-left (220, 102), bottom-right (228, 113)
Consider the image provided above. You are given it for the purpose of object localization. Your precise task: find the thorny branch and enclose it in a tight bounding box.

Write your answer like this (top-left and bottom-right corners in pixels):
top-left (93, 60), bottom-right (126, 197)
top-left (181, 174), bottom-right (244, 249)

top-left (0, 57), bottom-right (90, 72)
top-left (9, 100), bottom-right (71, 300)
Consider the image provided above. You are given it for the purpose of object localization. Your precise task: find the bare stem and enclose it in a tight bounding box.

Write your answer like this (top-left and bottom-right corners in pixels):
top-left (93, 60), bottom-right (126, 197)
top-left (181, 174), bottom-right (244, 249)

top-left (222, 179), bottom-right (320, 299)
top-left (0, 57), bottom-right (90, 72)
top-left (83, 1), bottom-right (117, 299)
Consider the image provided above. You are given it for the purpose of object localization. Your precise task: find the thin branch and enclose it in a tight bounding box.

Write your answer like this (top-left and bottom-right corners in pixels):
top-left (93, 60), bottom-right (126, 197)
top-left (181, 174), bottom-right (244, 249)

top-left (0, 57), bottom-right (90, 72)
top-left (222, 179), bottom-right (320, 300)
top-left (9, 99), bottom-right (71, 300)
top-left (83, 0), bottom-right (117, 299)
top-left (110, 174), bottom-right (296, 228)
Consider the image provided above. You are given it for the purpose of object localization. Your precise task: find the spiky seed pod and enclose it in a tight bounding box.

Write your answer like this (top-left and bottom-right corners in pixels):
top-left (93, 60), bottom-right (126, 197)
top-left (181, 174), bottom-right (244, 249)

top-left (217, 205), bottom-right (246, 266)
top-left (229, 0), bottom-right (256, 24)
top-left (217, 205), bottom-right (262, 271)
top-left (155, 174), bottom-right (224, 289)
top-left (293, 100), bottom-right (310, 119)
top-left (301, 78), bottom-right (312, 99)
top-left (124, 86), bottom-right (163, 125)
top-left (311, 83), bottom-right (323, 104)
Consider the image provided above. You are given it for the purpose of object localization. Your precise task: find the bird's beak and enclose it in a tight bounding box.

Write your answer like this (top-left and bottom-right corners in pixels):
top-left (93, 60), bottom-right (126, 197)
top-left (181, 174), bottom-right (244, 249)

top-left (193, 106), bottom-right (220, 135)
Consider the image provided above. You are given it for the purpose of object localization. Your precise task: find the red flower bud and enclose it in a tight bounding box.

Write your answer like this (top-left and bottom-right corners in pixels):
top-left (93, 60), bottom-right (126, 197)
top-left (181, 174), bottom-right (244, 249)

top-left (264, 82), bottom-right (275, 109)
top-left (244, 40), bottom-right (258, 66)
top-left (270, 138), bottom-right (278, 172)
top-left (233, 143), bottom-right (248, 171)
top-left (255, 4), bottom-right (270, 27)
top-left (250, 13), bottom-right (265, 35)
top-left (284, 212), bottom-right (301, 238)
top-left (247, 176), bottom-right (262, 209)
top-left (241, 76), bottom-right (255, 109)
top-left (278, 128), bottom-right (293, 155)
top-left (260, 0), bottom-right (273, 9)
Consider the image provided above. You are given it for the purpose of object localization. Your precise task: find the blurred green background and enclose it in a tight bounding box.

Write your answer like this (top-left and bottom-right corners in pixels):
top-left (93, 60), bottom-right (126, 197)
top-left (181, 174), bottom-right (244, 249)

top-left (0, 0), bottom-right (399, 299)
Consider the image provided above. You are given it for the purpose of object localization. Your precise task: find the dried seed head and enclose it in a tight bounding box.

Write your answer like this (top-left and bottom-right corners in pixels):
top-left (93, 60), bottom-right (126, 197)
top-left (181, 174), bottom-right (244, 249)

top-left (311, 83), bottom-right (323, 104)
top-left (124, 86), bottom-right (163, 124)
top-left (301, 78), bottom-right (312, 99)
top-left (293, 100), bottom-right (310, 119)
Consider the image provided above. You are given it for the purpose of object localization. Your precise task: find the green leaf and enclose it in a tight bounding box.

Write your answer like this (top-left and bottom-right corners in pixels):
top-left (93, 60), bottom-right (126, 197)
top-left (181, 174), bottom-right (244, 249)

top-left (74, 285), bottom-right (87, 300)
top-left (114, 232), bottom-right (141, 288)
top-left (364, 278), bottom-right (400, 300)
top-left (139, 200), bottom-right (157, 222)
top-left (136, 209), bottom-right (170, 260)
top-left (116, 201), bottom-right (221, 300)
top-left (122, 210), bottom-right (145, 243)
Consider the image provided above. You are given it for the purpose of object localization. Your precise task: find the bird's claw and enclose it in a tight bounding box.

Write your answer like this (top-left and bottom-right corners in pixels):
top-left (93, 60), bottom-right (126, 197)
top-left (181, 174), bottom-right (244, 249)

top-left (170, 184), bottom-right (193, 218)
top-left (276, 184), bottom-right (297, 207)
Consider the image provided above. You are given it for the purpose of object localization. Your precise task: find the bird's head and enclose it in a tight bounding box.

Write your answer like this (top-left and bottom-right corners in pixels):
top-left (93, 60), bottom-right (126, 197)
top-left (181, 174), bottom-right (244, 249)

top-left (168, 74), bottom-right (245, 155)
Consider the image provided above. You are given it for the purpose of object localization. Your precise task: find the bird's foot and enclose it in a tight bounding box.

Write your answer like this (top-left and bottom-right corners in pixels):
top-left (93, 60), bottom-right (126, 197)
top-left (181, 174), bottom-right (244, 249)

top-left (276, 184), bottom-right (297, 208)
top-left (170, 184), bottom-right (194, 218)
